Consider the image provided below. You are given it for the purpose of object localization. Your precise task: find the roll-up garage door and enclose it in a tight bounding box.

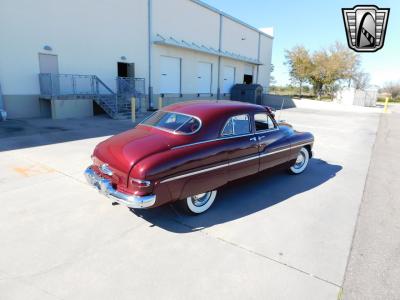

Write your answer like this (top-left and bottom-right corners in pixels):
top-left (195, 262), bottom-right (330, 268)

top-left (160, 56), bottom-right (181, 94)
top-left (197, 62), bottom-right (212, 94)
top-left (223, 66), bottom-right (235, 93)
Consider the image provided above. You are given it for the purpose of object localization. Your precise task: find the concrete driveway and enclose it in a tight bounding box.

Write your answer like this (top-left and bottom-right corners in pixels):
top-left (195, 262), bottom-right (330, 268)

top-left (0, 107), bottom-right (380, 300)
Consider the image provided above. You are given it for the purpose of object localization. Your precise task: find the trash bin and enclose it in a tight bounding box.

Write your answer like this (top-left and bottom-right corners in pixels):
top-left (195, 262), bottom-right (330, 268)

top-left (230, 84), bottom-right (263, 104)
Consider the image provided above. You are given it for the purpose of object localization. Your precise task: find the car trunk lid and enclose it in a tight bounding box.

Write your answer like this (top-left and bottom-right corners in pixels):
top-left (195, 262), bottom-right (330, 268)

top-left (93, 126), bottom-right (181, 176)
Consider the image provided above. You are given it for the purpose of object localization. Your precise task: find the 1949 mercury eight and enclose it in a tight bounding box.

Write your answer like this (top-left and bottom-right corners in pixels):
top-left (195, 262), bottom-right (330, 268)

top-left (84, 100), bottom-right (314, 214)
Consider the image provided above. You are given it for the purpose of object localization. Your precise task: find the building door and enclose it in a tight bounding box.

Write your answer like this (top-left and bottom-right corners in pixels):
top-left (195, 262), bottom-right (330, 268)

top-left (160, 56), bottom-right (181, 94)
top-left (39, 53), bottom-right (59, 74)
top-left (197, 62), bottom-right (212, 94)
top-left (39, 54), bottom-right (59, 95)
top-left (223, 66), bottom-right (235, 94)
top-left (243, 64), bottom-right (253, 84)
top-left (118, 62), bottom-right (135, 78)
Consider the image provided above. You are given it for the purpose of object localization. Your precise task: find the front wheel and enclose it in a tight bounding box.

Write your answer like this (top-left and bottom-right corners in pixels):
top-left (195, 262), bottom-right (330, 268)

top-left (288, 147), bottom-right (310, 174)
top-left (178, 190), bottom-right (217, 215)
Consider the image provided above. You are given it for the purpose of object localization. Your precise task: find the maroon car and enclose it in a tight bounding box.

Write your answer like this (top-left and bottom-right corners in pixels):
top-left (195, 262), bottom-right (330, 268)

top-left (84, 100), bottom-right (314, 214)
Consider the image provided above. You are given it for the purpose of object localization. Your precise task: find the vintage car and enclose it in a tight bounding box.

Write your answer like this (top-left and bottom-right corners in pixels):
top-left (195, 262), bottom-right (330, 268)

top-left (84, 100), bottom-right (314, 214)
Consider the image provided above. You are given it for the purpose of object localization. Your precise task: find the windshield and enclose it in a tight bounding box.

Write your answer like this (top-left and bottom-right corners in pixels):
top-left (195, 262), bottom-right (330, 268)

top-left (141, 111), bottom-right (201, 134)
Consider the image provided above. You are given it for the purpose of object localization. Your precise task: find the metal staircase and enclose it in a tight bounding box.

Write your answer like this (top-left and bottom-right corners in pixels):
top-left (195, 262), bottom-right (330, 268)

top-left (38, 73), bottom-right (145, 119)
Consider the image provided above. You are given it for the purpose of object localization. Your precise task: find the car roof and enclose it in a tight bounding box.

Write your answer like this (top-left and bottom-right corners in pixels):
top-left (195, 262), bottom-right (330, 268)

top-left (163, 100), bottom-right (266, 121)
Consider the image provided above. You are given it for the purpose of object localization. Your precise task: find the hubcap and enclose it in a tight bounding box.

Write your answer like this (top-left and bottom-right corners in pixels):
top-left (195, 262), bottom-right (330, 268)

top-left (191, 192), bottom-right (211, 207)
top-left (294, 151), bottom-right (306, 169)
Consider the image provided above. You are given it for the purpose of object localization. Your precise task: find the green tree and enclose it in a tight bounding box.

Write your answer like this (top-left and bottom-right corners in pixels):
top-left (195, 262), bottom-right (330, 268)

top-left (284, 42), bottom-right (362, 99)
top-left (285, 46), bottom-right (312, 98)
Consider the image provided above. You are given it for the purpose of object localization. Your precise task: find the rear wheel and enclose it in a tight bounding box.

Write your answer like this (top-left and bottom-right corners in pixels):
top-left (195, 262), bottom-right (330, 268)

top-left (288, 147), bottom-right (309, 174)
top-left (178, 190), bottom-right (217, 215)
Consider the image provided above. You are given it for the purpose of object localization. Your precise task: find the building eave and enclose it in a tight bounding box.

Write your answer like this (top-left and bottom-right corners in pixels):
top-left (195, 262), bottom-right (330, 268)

top-left (154, 34), bottom-right (263, 65)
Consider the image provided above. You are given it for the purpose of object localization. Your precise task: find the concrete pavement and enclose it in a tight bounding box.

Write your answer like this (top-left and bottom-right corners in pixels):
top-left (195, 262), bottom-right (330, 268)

top-left (342, 104), bottom-right (400, 300)
top-left (0, 106), bottom-right (381, 299)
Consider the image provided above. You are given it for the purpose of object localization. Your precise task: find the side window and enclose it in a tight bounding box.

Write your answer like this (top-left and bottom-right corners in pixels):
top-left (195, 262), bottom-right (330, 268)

top-left (254, 113), bottom-right (276, 131)
top-left (222, 114), bottom-right (251, 136)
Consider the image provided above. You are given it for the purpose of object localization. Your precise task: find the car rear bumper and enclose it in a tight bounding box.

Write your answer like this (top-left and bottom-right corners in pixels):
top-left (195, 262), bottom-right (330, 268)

top-left (84, 166), bottom-right (156, 209)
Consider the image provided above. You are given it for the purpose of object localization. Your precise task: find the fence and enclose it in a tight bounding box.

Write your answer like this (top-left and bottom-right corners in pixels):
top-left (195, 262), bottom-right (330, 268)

top-left (39, 73), bottom-right (146, 116)
top-left (335, 87), bottom-right (378, 107)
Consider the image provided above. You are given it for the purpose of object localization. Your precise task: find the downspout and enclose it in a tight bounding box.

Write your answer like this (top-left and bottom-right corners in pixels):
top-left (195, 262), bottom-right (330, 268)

top-left (217, 14), bottom-right (223, 100)
top-left (256, 32), bottom-right (261, 84)
top-left (147, 0), bottom-right (155, 110)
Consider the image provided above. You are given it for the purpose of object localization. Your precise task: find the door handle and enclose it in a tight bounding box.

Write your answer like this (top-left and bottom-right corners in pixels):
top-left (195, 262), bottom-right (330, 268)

top-left (259, 135), bottom-right (266, 139)
top-left (249, 137), bottom-right (257, 142)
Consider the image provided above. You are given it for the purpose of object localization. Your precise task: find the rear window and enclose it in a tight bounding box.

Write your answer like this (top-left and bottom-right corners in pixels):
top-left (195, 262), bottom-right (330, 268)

top-left (141, 111), bottom-right (201, 134)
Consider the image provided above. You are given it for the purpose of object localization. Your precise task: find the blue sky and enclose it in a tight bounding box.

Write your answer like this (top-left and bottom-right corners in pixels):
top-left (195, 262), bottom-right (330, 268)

top-left (202, 0), bottom-right (399, 87)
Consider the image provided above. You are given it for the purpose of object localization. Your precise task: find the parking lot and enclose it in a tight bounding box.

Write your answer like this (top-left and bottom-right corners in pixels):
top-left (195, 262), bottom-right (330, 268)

top-left (0, 105), bottom-right (383, 299)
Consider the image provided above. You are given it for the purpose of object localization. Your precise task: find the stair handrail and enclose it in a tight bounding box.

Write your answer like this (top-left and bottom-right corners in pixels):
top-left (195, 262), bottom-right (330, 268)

top-left (94, 76), bottom-right (116, 95)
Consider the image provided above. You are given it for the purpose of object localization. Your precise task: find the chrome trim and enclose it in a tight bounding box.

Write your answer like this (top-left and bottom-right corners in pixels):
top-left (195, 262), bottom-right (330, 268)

top-left (229, 155), bottom-right (259, 166)
top-left (221, 114), bottom-right (251, 137)
top-left (161, 163), bottom-right (230, 183)
top-left (259, 147), bottom-right (290, 158)
top-left (254, 112), bottom-right (280, 131)
top-left (292, 140), bottom-right (314, 148)
top-left (171, 133), bottom-right (255, 150)
top-left (99, 163), bottom-right (113, 176)
top-left (255, 128), bottom-right (280, 134)
top-left (161, 145), bottom-right (293, 183)
top-left (84, 167), bottom-right (156, 209)
top-left (131, 178), bottom-right (151, 187)
top-left (139, 111), bottom-right (202, 136)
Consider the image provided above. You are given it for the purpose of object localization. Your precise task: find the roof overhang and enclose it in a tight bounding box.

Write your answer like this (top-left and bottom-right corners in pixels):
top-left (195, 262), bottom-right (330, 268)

top-left (154, 34), bottom-right (263, 65)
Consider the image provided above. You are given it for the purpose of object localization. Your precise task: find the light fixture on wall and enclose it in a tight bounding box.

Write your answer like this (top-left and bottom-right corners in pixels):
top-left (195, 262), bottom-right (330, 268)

top-left (120, 56), bottom-right (127, 61)
top-left (43, 45), bottom-right (52, 51)
top-left (241, 37), bottom-right (246, 41)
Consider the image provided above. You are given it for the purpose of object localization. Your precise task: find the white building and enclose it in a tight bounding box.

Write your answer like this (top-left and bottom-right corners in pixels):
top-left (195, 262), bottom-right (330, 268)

top-left (0, 0), bottom-right (273, 119)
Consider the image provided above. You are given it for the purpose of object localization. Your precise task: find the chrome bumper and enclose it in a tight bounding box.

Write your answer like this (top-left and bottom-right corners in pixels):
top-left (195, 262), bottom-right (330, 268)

top-left (84, 167), bottom-right (156, 209)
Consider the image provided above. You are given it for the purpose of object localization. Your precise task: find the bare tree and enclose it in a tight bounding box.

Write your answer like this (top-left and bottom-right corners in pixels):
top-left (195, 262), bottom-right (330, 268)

top-left (381, 81), bottom-right (400, 99)
top-left (353, 72), bottom-right (371, 90)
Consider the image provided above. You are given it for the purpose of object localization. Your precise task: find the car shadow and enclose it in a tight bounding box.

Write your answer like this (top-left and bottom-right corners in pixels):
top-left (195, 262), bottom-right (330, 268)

top-left (130, 158), bottom-right (342, 233)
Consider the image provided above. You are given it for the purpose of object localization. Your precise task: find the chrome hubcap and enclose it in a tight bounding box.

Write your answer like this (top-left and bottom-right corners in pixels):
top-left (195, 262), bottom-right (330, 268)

top-left (294, 151), bottom-right (306, 169)
top-left (191, 192), bottom-right (211, 207)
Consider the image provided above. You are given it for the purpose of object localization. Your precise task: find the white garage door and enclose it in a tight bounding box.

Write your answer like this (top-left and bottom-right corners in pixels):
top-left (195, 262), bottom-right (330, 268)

top-left (160, 56), bottom-right (181, 94)
top-left (197, 62), bottom-right (212, 94)
top-left (223, 66), bottom-right (235, 93)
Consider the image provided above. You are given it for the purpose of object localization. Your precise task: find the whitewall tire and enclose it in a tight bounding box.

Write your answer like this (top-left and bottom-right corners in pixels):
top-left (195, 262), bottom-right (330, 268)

top-left (181, 190), bottom-right (217, 214)
top-left (289, 147), bottom-right (310, 174)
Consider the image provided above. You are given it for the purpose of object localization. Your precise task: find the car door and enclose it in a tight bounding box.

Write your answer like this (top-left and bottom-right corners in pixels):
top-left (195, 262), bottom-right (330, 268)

top-left (254, 112), bottom-right (291, 171)
top-left (221, 114), bottom-right (259, 182)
